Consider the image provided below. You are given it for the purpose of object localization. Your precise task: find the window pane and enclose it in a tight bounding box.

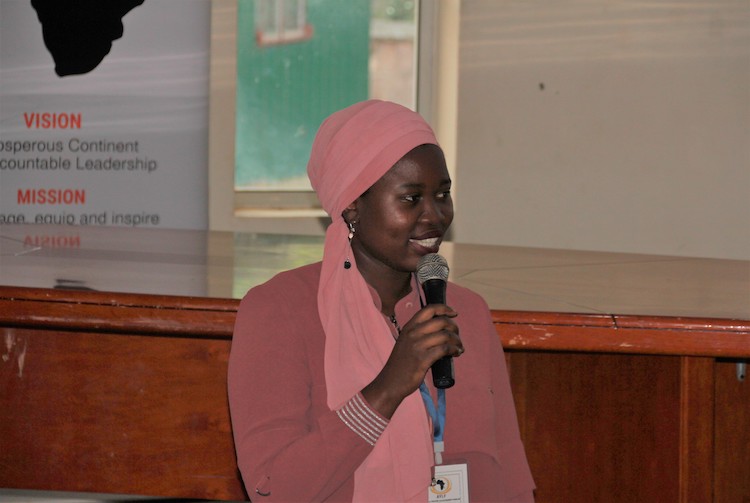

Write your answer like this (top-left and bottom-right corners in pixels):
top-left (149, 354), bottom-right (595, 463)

top-left (254, 1), bottom-right (275, 34)
top-left (281, 0), bottom-right (301, 31)
top-left (234, 0), bottom-right (416, 192)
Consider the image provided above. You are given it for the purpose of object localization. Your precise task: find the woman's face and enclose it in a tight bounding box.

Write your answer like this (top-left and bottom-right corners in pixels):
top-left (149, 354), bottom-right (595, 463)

top-left (349, 144), bottom-right (453, 275)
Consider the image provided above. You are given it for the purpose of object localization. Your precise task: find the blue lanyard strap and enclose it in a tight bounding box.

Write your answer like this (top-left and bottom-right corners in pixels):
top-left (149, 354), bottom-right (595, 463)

top-left (419, 382), bottom-right (446, 464)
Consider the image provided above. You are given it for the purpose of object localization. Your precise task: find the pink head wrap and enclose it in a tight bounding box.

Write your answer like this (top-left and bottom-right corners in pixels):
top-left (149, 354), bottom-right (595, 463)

top-left (307, 100), bottom-right (439, 501)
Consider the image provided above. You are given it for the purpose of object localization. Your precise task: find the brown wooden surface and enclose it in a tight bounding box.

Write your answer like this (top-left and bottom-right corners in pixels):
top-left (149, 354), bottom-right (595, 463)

top-left (509, 352), bottom-right (683, 502)
top-left (713, 360), bottom-right (750, 503)
top-left (677, 357), bottom-right (715, 503)
top-left (494, 310), bottom-right (750, 358)
top-left (0, 286), bottom-right (237, 338)
top-left (0, 325), bottom-right (245, 500)
top-left (3, 286), bottom-right (749, 356)
top-left (1, 285), bottom-right (749, 501)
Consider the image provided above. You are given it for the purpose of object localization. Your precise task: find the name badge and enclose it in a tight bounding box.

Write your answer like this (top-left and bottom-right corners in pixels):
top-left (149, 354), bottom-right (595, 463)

top-left (428, 463), bottom-right (469, 503)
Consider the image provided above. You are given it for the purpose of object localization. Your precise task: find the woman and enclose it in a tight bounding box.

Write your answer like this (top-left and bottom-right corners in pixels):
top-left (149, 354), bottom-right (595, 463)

top-left (228, 100), bottom-right (535, 502)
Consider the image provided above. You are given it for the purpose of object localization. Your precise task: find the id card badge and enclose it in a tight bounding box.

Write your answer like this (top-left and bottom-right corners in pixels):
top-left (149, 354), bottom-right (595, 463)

top-left (429, 463), bottom-right (469, 502)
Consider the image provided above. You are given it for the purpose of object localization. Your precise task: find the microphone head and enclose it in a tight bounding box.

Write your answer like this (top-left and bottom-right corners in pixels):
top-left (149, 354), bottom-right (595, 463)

top-left (416, 253), bottom-right (449, 285)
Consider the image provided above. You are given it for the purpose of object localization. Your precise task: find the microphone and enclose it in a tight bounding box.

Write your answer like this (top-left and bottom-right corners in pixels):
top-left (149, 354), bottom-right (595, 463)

top-left (416, 253), bottom-right (455, 389)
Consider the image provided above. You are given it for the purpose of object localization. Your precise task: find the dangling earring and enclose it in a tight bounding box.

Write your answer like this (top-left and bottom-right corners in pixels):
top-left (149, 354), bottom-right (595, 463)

top-left (344, 221), bottom-right (355, 269)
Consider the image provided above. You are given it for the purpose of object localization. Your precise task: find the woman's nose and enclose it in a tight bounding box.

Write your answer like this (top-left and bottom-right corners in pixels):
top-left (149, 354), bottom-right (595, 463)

top-left (421, 198), bottom-right (448, 224)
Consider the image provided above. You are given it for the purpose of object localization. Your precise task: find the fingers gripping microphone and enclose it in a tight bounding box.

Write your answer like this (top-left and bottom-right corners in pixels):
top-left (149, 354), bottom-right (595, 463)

top-left (417, 253), bottom-right (455, 389)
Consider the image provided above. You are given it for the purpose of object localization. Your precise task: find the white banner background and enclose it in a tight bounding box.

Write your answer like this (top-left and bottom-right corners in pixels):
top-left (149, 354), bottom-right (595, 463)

top-left (0, 0), bottom-right (211, 230)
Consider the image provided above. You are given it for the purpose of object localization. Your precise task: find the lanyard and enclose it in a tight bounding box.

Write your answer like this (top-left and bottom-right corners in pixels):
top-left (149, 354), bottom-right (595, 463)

top-left (419, 380), bottom-right (446, 465)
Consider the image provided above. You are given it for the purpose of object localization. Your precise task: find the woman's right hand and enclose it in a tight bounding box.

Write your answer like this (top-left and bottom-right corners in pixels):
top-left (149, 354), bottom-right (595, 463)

top-left (361, 305), bottom-right (463, 419)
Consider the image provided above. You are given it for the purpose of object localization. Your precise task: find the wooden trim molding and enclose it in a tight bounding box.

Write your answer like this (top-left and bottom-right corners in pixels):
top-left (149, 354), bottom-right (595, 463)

top-left (2, 286), bottom-right (748, 357)
top-left (493, 310), bottom-right (750, 358)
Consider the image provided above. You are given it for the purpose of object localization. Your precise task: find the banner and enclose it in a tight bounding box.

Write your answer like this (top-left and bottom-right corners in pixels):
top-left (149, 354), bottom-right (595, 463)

top-left (0, 0), bottom-right (210, 229)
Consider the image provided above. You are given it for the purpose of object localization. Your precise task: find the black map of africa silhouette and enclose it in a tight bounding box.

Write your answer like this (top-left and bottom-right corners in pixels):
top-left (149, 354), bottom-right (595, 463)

top-left (30, 0), bottom-right (145, 77)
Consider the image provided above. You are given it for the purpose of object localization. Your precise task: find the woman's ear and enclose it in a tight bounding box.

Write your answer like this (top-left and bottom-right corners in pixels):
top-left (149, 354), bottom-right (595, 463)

top-left (342, 201), bottom-right (358, 225)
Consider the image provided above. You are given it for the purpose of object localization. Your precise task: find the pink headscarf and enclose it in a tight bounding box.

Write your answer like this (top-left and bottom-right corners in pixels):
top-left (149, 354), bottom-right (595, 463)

top-left (308, 100), bottom-right (439, 502)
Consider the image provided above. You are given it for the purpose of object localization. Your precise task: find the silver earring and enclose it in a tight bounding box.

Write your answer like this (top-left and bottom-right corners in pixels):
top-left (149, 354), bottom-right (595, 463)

top-left (344, 221), bottom-right (355, 269)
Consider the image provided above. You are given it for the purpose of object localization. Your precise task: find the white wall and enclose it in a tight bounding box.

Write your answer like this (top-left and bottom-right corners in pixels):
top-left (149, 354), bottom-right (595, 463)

top-left (450, 0), bottom-right (750, 260)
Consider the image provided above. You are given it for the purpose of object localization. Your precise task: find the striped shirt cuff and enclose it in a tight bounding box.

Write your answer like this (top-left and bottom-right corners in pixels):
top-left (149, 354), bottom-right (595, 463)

top-left (336, 393), bottom-right (389, 446)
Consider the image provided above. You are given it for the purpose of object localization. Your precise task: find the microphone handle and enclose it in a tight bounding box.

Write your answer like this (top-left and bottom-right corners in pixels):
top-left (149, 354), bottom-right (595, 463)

top-left (422, 279), bottom-right (455, 389)
top-left (421, 278), bottom-right (446, 305)
top-left (432, 356), bottom-right (455, 389)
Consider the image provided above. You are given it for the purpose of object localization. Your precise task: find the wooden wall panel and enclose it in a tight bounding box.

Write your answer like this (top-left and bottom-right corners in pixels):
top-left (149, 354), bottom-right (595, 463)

top-left (0, 327), bottom-right (246, 501)
top-left (1, 285), bottom-right (748, 501)
top-left (677, 357), bottom-right (714, 503)
top-left (508, 352), bottom-right (682, 503)
top-left (713, 360), bottom-right (750, 503)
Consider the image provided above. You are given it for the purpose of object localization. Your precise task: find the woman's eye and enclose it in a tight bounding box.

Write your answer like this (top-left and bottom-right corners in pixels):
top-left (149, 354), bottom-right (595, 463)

top-left (438, 190), bottom-right (451, 199)
top-left (403, 194), bottom-right (420, 203)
